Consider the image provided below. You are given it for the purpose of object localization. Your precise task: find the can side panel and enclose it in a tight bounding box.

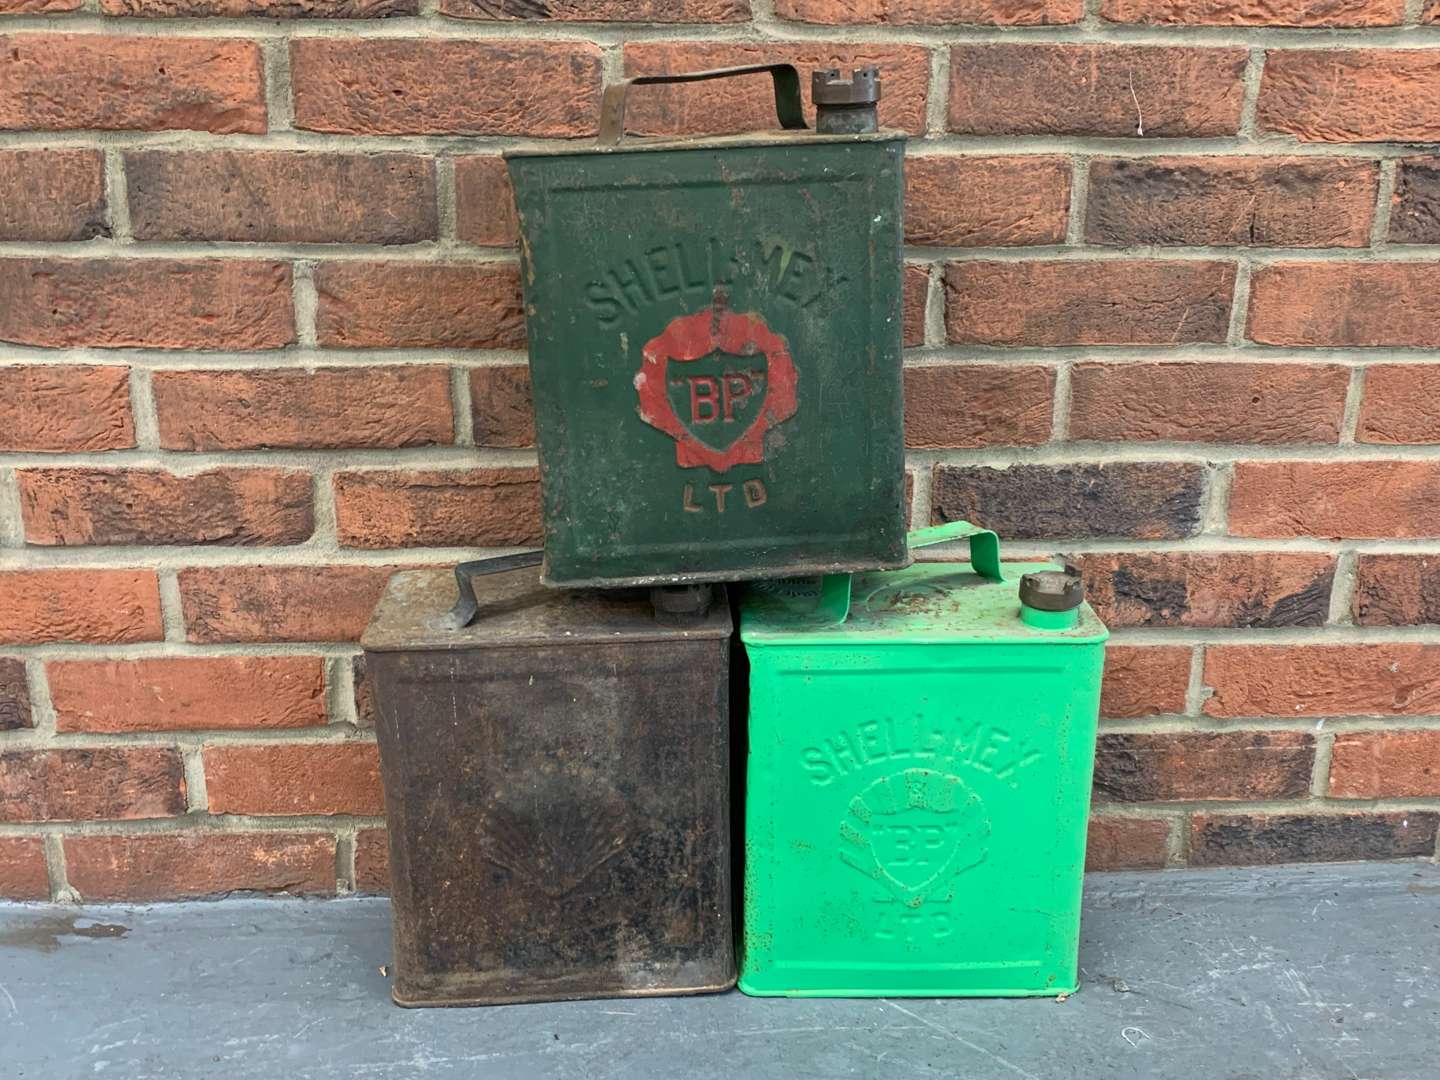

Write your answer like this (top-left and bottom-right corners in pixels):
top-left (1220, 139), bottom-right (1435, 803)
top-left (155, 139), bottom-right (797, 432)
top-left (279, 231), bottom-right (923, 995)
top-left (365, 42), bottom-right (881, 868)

top-left (740, 639), bottom-right (1103, 998)
top-left (368, 636), bottom-right (734, 1005)
top-left (366, 648), bottom-right (424, 976)
top-left (509, 140), bottom-right (906, 586)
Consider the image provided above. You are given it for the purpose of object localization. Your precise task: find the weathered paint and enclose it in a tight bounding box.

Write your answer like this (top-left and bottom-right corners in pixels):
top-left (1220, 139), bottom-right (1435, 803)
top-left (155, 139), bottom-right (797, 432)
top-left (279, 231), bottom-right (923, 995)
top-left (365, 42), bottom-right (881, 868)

top-left (362, 566), bottom-right (734, 1006)
top-left (635, 303), bottom-right (798, 473)
top-left (737, 524), bottom-right (1108, 998)
top-left (505, 130), bottom-right (907, 588)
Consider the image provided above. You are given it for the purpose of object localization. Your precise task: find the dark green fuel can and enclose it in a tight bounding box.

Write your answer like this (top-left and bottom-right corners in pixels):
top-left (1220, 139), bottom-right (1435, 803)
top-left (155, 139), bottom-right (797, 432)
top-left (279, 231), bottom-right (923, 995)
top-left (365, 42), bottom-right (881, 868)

top-left (506, 65), bottom-right (906, 588)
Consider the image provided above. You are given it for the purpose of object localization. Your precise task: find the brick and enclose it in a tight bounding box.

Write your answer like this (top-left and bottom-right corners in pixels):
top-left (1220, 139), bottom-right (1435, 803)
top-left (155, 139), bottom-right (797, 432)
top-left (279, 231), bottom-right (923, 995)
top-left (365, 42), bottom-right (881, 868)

top-left (127, 151), bottom-right (436, 245)
top-left (0, 658), bottom-right (29, 732)
top-left (0, 658), bottom-right (32, 729)
top-left (291, 39), bottom-right (602, 136)
top-left (469, 365), bottom-right (534, 448)
top-left (1330, 731), bottom-right (1440, 799)
top-left (1357, 365), bottom-right (1440, 445)
top-left (154, 367), bottom-right (453, 451)
top-left (0, 570), bottom-right (162, 646)
top-left (354, 827), bottom-right (389, 893)
top-left (1081, 552), bottom-right (1334, 629)
top-left (454, 157), bottom-right (519, 248)
top-left (0, 748), bottom-right (185, 823)
top-left (776, 0), bottom-right (1081, 22)
top-left (1205, 644), bottom-right (1440, 717)
top-left (0, 366), bottom-right (134, 453)
top-left (442, 0), bottom-right (747, 19)
top-left (0, 150), bottom-right (105, 241)
top-left (19, 467), bottom-right (313, 547)
top-left (624, 42), bottom-right (930, 135)
top-left (948, 45), bottom-right (1246, 137)
top-left (204, 743), bottom-right (384, 816)
top-left (103, 0), bottom-right (412, 13)
top-left (66, 833), bottom-right (336, 901)
top-left (1094, 731), bottom-right (1313, 803)
top-left (1101, 0), bottom-right (1403, 24)
top-left (1085, 817), bottom-right (1170, 871)
top-left (0, 259), bottom-right (294, 350)
top-left (49, 656), bottom-right (327, 733)
top-left (903, 263), bottom-right (928, 348)
top-left (180, 565), bottom-right (398, 644)
top-left (351, 654), bottom-right (377, 729)
top-left (1259, 50), bottom-right (1440, 143)
top-left (1248, 263), bottom-right (1440, 348)
top-left (1101, 646), bottom-right (1191, 719)
top-left (1353, 555), bottom-right (1440, 626)
top-left (334, 468), bottom-right (543, 548)
top-left (1390, 157), bottom-right (1440, 244)
top-left (932, 462), bottom-right (1204, 539)
top-left (1189, 812), bottom-right (1438, 867)
top-left (1086, 157), bottom-right (1376, 248)
top-left (0, 837), bottom-right (47, 900)
top-left (1229, 461), bottom-right (1440, 539)
top-left (905, 155), bottom-right (1069, 247)
top-left (1070, 362), bottom-right (1347, 445)
top-left (0, 34), bottom-right (265, 134)
top-left (944, 261), bottom-right (1235, 347)
top-left (314, 262), bottom-right (523, 350)
top-left (904, 364), bottom-right (1053, 448)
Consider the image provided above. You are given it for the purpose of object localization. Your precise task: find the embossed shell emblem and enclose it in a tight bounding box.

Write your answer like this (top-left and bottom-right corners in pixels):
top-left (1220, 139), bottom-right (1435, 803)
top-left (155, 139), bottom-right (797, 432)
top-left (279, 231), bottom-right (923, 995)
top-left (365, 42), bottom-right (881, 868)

top-left (634, 304), bottom-right (798, 473)
top-left (840, 768), bottom-right (990, 905)
top-left (475, 761), bottom-right (632, 901)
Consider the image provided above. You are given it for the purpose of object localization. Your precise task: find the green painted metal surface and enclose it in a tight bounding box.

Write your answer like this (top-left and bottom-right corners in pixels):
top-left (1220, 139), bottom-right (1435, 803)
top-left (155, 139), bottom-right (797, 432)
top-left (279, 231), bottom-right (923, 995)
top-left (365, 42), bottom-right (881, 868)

top-left (505, 130), bottom-right (906, 588)
top-left (737, 523), bottom-right (1108, 998)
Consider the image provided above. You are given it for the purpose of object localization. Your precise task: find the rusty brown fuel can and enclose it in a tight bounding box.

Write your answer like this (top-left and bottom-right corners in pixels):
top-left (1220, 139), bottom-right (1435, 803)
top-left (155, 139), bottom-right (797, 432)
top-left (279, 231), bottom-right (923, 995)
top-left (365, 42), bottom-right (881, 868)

top-left (506, 64), bottom-right (906, 588)
top-left (361, 557), bottom-right (735, 1006)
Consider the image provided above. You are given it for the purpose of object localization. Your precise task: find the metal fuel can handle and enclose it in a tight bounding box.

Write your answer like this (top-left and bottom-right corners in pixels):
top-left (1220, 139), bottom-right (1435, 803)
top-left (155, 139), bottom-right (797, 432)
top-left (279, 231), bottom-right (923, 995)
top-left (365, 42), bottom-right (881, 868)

top-left (906, 520), bottom-right (1002, 581)
top-left (816, 520), bottom-right (1003, 624)
top-left (444, 550), bottom-right (544, 630)
top-left (598, 63), bottom-right (807, 146)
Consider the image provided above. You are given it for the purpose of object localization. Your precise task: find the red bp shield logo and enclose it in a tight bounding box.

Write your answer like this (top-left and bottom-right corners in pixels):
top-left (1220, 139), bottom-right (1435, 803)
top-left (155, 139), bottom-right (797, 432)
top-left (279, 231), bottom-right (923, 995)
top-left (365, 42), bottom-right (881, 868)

top-left (635, 306), bottom-right (798, 473)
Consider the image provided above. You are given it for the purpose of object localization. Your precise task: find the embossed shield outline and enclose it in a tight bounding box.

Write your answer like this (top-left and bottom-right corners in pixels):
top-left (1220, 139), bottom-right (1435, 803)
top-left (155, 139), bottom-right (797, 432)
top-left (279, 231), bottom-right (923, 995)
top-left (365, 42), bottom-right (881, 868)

top-left (634, 306), bottom-right (798, 473)
top-left (839, 768), bottom-right (990, 905)
top-left (664, 349), bottom-right (769, 457)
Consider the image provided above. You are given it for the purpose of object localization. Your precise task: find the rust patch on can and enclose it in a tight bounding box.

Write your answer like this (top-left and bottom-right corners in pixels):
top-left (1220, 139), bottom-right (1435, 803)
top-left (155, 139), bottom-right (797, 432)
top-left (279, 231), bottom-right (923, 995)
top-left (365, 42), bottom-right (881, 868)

top-left (362, 566), bottom-right (734, 1006)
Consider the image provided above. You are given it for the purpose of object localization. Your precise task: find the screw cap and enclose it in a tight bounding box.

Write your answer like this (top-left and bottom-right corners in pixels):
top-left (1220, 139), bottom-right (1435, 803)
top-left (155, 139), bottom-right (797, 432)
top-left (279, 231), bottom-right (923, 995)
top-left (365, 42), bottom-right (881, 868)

top-left (1018, 568), bottom-right (1084, 612)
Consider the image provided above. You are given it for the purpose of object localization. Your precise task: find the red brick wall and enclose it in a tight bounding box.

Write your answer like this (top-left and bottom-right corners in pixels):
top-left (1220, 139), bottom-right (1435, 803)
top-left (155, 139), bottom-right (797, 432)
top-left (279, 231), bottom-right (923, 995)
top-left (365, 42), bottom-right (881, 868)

top-left (2, 2), bottom-right (1439, 900)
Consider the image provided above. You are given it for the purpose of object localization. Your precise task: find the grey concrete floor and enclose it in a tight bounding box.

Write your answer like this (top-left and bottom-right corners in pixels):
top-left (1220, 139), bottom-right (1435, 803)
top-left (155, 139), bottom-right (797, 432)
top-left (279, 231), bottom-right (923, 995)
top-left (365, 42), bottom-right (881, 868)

top-left (1, 861), bottom-right (1437, 1080)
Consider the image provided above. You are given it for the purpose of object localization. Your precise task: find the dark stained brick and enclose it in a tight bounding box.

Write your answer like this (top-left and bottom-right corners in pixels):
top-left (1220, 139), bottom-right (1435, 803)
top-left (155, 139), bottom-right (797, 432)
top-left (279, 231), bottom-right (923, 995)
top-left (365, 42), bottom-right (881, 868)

top-left (1391, 156), bottom-right (1440, 243)
top-left (1094, 731), bottom-right (1314, 803)
top-left (931, 463), bottom-right (1204, 540)
top-left (1189, 812), bottom-right (1439, 866)
top-left (1079, 552), bottom-right (1334, 628)
top-left (0, 658), bottom-right (30, 731)
top-left (1353, 555), bottom-right (1440, 626)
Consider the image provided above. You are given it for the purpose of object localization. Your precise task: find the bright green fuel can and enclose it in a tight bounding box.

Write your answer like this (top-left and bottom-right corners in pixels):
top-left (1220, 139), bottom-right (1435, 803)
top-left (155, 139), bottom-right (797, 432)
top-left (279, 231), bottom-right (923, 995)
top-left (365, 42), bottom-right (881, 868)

top-left (737, 522), bottom-right (1108, 998)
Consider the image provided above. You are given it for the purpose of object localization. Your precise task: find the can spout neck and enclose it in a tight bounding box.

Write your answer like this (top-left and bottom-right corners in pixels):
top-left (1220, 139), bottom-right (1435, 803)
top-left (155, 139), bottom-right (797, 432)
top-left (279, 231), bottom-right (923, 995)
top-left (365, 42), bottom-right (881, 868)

top-left (813, 66), bottom-right (881, 135)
